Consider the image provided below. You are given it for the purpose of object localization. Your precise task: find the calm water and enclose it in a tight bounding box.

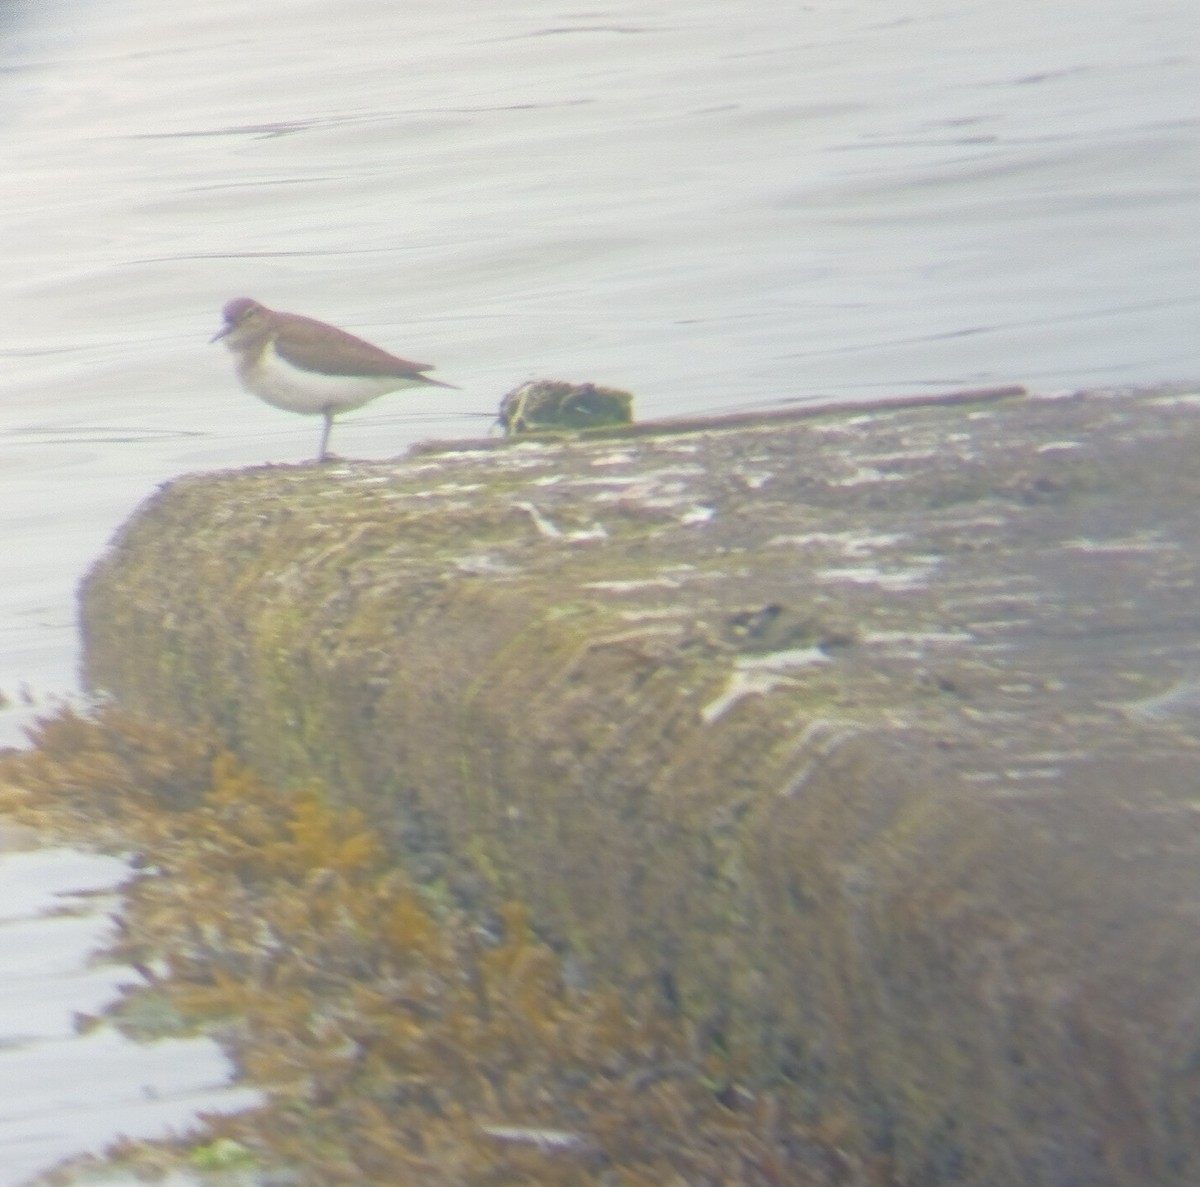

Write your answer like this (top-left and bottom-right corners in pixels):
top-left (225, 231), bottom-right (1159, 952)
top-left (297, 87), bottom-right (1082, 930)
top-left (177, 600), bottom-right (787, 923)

top-left (0, 0), bottom-right (1196, 1175)
top-left (0, 841), bottom-right (258, 1185)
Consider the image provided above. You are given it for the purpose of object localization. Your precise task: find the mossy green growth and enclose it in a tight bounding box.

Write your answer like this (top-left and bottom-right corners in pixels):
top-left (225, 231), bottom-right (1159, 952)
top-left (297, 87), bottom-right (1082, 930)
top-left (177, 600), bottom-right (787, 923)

top-left (498, 379), bottom-right (634, 435)
top-left (190, 1138), bottom-right (258, 1171)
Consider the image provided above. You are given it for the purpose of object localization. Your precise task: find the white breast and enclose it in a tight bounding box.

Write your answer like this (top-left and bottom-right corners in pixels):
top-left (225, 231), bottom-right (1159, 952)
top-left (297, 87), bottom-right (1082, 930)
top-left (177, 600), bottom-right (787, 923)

top-left (240, 342), bottom-right (425, 416)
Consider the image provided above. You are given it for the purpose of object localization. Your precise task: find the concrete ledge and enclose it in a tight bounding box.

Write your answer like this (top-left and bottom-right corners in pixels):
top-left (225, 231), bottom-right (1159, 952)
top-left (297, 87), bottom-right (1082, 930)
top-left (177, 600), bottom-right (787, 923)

top-left (81, 385), bottom-right (1200, 1185)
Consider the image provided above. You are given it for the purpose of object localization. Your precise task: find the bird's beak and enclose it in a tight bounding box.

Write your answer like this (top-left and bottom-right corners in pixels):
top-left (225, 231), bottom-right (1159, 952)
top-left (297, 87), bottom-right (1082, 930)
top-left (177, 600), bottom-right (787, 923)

top-left (209, 324), bottom-right (232, 344)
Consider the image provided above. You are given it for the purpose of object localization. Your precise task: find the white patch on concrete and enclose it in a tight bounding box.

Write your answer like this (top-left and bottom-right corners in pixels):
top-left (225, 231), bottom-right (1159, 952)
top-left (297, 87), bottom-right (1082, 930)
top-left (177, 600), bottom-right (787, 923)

top-left (589, 452), bottom-right (638, 467)
top-left (862, 629), bottom-right (974, 646)
top-left (735, 647), bottom-right (831, 672)
top-left (455, 554), bottom-right (520, 576)
top-left (701, 649), bottom-right (830, 724)
top-left (582, 578), bottom-right (682, 593)
top-left (739, 472), bottom-right (774, 490)
top-left (513, 502), bottom-right (606, 542)
top-left (1035, 440), bottom-right (1083, 453)
top-left (1061, 534), bottom-right (1177, 554)
top-left (480, 1125), bottom-right (589, 1153)
top-left (832, 466), bottom-right (906, 487)
top-left (818, 562), bottom-right (937, 590)
top-left (767, 530), bottom-right (905, 557)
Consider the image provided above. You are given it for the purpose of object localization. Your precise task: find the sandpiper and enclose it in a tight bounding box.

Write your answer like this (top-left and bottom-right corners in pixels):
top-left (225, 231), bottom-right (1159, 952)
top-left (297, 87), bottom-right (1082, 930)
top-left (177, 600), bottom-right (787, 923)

top-left (211, 297), bottom-right (457, 461)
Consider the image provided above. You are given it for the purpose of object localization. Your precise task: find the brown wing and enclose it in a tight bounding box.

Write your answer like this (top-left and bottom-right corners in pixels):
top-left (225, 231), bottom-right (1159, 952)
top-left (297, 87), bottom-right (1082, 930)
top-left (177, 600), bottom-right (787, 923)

top-left (273, 312), bottom-right (455, 387)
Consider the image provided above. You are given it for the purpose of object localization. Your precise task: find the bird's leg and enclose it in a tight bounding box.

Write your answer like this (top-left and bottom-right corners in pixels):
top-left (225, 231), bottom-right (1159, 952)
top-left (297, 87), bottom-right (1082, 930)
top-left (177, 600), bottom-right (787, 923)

top-left (317, 408), bottom-right (335, 463)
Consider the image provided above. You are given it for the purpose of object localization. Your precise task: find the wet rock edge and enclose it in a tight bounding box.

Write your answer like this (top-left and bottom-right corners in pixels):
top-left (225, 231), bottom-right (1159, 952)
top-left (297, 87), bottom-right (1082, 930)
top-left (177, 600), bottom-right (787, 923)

top-left (76, 384), bottom-right (1200, 1186)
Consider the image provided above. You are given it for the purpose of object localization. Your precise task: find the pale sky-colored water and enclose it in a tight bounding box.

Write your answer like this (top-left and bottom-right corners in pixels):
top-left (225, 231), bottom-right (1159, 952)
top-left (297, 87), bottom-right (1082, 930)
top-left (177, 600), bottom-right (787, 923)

top-left (0, 843), bottom-right (258, 1185)
top-left (0, 0), bottom-right (1196, 1177)
top-left (0, 0), bottom-right (1195, 732)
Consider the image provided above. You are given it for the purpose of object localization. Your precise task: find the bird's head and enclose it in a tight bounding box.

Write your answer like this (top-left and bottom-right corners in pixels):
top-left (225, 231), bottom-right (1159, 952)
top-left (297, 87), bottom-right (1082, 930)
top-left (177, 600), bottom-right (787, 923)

top-left (210, 297), bottom-right (269, 346)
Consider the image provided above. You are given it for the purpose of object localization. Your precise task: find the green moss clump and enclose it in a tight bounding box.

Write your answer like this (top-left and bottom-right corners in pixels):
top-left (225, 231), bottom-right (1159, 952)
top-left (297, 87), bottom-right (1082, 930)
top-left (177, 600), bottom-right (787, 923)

top-left (498, 380), bottom-right (634, 435)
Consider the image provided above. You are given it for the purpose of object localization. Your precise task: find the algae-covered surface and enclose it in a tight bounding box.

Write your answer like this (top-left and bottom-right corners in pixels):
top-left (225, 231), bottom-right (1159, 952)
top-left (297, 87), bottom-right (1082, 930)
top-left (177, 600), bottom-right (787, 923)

top-left (2, 708), bottom-right (846, 1187)
top-left (79, 385), bottom-right (1200, 1185)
